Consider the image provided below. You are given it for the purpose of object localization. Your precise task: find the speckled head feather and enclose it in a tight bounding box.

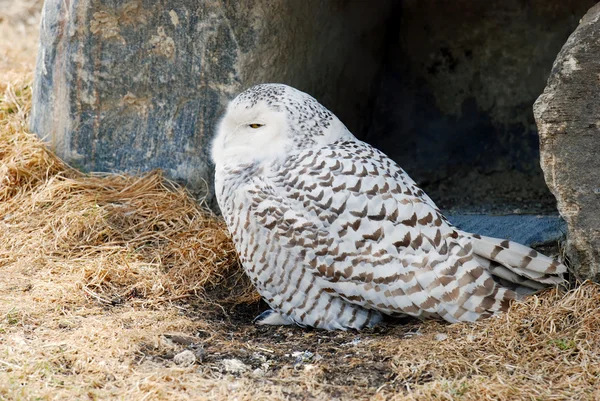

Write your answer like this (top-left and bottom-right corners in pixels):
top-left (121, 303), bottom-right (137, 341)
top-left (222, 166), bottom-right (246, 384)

top-left (212, 83), bottom-right (566, 331)
top-left (212, 84), bottom-right (352, 167)
top-left (231, 83), bottom-right (335, 134)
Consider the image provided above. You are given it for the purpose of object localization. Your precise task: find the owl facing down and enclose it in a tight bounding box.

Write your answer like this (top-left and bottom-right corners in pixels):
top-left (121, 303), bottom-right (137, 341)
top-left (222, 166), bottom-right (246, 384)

top-left (211, 83), bottom-right (566, 331)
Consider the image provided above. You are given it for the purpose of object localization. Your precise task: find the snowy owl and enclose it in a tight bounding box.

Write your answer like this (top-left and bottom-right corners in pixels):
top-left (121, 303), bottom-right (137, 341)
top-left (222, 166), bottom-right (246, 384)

top-left (211, 83), bottom-right (566, 331)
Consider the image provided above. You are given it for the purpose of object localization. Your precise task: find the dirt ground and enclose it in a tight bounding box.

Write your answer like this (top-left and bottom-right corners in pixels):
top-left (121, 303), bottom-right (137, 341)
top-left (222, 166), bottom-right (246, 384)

top-left (1, 3), bottom-right (600, 401)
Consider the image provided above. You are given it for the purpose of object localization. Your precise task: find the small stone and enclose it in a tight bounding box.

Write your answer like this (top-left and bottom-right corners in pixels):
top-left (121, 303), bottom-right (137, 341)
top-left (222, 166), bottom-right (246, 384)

top-left (292, 351), bottom-right (317, 368)
top-left (58, 320), bottom-right (73, 329)
top-left (342, 337), bottom-right (361, 346)
top-left (252, 368), bottom-right (265, 377)
top-left (251, 352), bottom-right (267, 363)
top-left (221, 358), bottom-right (249, 374)
top-left (191, 345), bottom-right (205, 362)
top-left (403, 330), bottom-right (422, 338)
top-left (434, 333), bottom-right (448, 341)
top-left (163, 334), bottom-right (198, 346)
top-left (173, 350), bottom-right (196, 366)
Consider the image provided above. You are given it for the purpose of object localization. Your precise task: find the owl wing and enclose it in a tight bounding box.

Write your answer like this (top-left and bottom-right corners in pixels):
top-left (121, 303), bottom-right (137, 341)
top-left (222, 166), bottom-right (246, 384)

top-left (240, 140), bottom-right (519, 323)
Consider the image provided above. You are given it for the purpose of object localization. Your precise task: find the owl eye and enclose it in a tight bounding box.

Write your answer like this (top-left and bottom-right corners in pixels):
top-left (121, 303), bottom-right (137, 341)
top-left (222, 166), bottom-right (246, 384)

top-left (248, 123), bottom-right (264, 129)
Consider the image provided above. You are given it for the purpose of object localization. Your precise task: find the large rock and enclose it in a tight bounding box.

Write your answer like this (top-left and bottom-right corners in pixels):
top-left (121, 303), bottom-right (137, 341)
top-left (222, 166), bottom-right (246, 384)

top-left (31, 0), bottom-right (392, 203)
top-left (534, 3), bottom-right (600, 281)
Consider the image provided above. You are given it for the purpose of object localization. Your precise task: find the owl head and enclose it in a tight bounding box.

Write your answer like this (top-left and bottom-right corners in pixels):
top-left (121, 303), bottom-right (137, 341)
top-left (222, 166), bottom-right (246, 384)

top-left (211, 83), bottom-right (353, 167)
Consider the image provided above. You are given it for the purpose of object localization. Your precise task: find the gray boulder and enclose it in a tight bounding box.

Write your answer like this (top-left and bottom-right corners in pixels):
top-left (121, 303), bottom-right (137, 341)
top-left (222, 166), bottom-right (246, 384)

top-left (534, 3), bottom-right (600, 282)
top-left (31, 0), bottom-right (392, 203)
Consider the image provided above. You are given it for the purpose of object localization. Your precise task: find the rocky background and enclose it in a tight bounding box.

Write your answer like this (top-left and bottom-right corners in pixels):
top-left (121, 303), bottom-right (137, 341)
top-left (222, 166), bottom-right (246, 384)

top-left (30, 0), bottom-right (393, 205)
top-left (366, 0), bottom-right (597, 213)
top-left (30, 0), bottom-right (600, 279)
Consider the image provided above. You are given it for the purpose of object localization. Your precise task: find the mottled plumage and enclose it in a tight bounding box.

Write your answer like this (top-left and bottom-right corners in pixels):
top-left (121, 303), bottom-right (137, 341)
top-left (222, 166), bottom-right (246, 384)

top-left (212, 83), bottom-right (566, 331)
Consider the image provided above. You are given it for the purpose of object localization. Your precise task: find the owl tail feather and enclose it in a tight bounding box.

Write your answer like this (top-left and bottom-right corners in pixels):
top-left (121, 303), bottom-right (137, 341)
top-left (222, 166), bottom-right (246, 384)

top-left (465, 233), bottom-right (567, 296)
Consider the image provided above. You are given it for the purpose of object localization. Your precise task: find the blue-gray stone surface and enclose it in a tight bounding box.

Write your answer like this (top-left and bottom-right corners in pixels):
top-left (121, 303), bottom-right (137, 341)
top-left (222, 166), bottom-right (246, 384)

top-left (447, 214), bottom-right (567, 247)
top-left (30, 0), bottom-right (392, 203)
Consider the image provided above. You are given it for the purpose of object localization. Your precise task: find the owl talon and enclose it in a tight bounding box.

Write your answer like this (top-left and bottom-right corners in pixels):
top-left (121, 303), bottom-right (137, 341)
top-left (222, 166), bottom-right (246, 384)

top-left (253, 310), bottom-right (295, 326)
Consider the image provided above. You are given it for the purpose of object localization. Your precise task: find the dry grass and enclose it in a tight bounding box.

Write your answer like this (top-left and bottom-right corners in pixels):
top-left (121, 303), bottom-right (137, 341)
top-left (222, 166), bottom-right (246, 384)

top-left (388, 284), bottom-right (600, 400)
top-left (0, 77), bottom-right (256, 309)
top-left (1, 2), bottom-right (600, 401)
